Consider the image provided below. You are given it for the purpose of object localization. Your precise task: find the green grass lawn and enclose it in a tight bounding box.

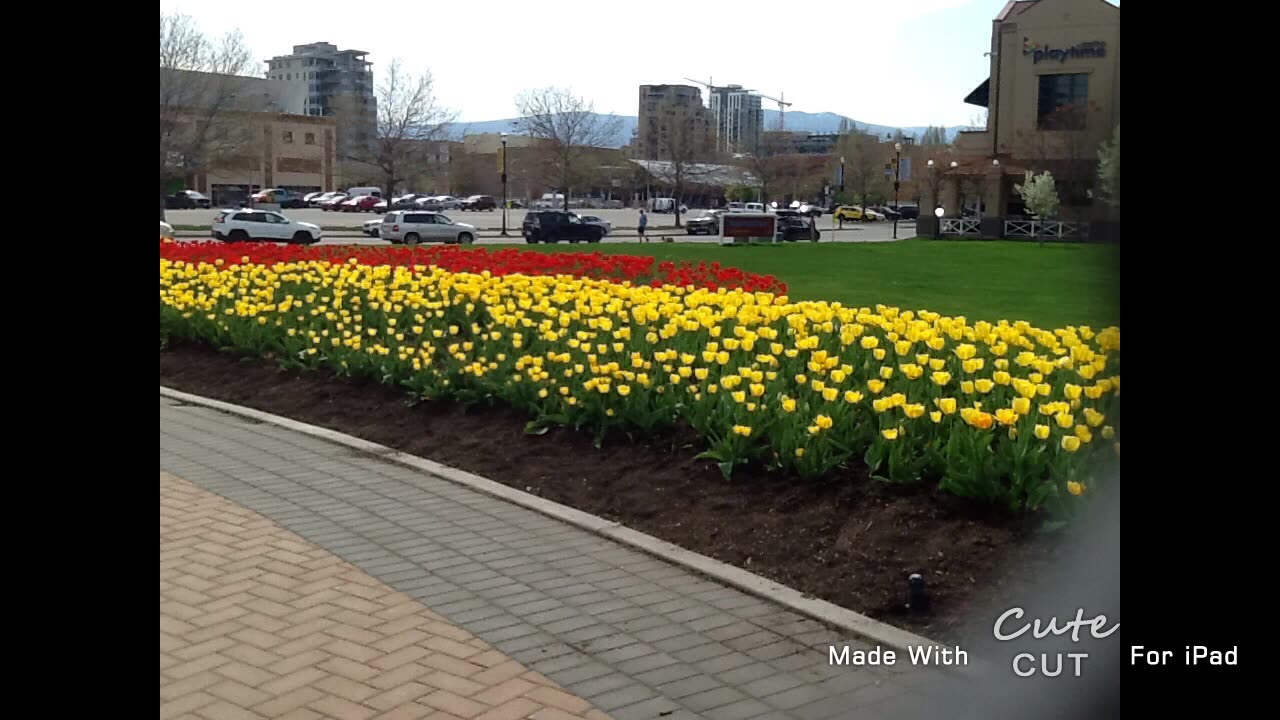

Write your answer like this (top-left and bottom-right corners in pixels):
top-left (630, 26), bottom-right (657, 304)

top-left (525, 239), bottom-right (1121, 329)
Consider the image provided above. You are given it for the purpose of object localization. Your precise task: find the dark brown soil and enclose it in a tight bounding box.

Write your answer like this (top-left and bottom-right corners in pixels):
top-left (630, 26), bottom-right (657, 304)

top-left (160, 344), bottom-right (1063, 642)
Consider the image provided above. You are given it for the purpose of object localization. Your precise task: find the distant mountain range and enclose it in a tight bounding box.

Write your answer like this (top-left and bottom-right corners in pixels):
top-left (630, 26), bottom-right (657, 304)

top-left (444, 111), bottom-right (969, 148)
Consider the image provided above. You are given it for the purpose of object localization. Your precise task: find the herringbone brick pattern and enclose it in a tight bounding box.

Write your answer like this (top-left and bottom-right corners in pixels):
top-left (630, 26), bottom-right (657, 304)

top-left (161, 471), bottom-right (612, 720)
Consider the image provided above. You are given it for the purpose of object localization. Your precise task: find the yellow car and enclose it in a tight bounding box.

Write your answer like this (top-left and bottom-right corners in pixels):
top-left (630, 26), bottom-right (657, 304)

top-left (833, 205), bottom-right (886, 222)
top-left (833, 205), bottom-right (865, 222)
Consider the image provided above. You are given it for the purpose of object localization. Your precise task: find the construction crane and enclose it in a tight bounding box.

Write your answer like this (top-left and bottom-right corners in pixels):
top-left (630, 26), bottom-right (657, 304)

top-left (756, 91), bottom-right (793, 131)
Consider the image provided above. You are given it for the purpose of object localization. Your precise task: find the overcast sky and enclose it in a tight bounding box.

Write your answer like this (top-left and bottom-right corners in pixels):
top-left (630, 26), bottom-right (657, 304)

top-left (159, 0), bottom-right (1116, 128)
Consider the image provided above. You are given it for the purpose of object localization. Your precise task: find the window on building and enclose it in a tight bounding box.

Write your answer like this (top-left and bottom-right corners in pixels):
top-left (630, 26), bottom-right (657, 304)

top-left (305, 133), bottom-right (316, 145)
top-left (283, 131), bottom-right (294, 144)
top-left (1037, 73), bottom-right (1089, 130)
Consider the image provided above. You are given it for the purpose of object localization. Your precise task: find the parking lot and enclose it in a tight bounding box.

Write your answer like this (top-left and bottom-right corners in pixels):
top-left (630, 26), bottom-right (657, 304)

top-left (166, 207), bottom-right (918, 245)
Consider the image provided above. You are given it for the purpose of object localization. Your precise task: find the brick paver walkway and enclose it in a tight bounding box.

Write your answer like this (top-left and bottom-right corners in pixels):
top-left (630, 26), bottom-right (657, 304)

top-left (162, 471), bottom-right (611, 720)
top-left (161, 395), bottom-right (947, 719)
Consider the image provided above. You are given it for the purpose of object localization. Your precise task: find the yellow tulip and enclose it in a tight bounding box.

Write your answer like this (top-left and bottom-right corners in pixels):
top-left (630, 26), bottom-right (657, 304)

top-left (961, 380), bottom-right (975, 394)
top-left (992, 370), bottom-right (1011, 386)
top-left (822, 388), bottom-right (839, 402)
top-left (1062, 436), bottom-right (1081, 452)
top-left (903, 404), bottom-right (925, 419)
top-left (929, 411), bottom-right (942, 423)
top-left (732, 425), bottom-right (753, 437)
top-left (795, 373), bottom-right (807, 385)
top-left (782, 397), bottom-right (797, 413)
top-left (751, 383), bottom-right (766, 397)
top-left (931, 371), bottom-right (952, 386)
top-left (1067, 480), bottom-right (1085, 496)
top-left (732, 391), bottom-right (746, 403)
top-left (936, 397), bottom-right (958, 415)
top-left (1034, 424), bottom-right (1050, 440)
top-left (1075, 425), bottom-right (1093, 443)
top-left (1011, 397), bottom-right (1031, 415)
top-left (1102, 425), bottom-right (1115, 440)
top-left (795, 448), bottom-right (806, 457)
top-left (873, 348), bottom-right (886, 360)
top-left (816, 414), bottom-right (833, 429)
top-left (1055, 412), bottom-right (1074, 429)
top-left (975, 379), bottom-right (995, 394)
top-left (882, 428), bottom-right (900, 440)
top-left (844, 391), bottom-right (863, 404)
top-left (860, 336), bottom-right (878, 349)
top-left (1084, 408), bottom-right (1105, 427)
top-left (995, 408), bottom-right (1019, 426)
top-left (880, 366), bottom-right (894, 380)
top-left (867, 379), bottom-right (885, 394)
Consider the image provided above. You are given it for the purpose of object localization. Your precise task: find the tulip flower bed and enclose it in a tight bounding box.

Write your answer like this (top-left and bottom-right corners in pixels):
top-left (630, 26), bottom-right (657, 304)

top-left (161, 241), bottom-right (788, 294)
top-left (160, 243), bottom-right (1120, 522)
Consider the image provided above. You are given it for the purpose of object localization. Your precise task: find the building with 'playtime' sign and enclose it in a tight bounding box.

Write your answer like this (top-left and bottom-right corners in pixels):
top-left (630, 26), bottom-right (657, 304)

top-left (919, 0), bottom-right (1119, 240)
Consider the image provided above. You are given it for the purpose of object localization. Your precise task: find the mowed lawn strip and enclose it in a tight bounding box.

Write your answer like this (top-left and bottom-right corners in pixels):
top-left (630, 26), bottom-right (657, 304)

top-left (520, 239), bottom-right (1120, 329)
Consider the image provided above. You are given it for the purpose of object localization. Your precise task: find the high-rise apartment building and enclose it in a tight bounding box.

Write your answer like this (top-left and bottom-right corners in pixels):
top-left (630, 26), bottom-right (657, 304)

top-left (635, 85), bottom-right (714, 161)
top-left (266, 43), bottom-right (377, 160)
top-left (708, 85), bottom-right (762, 155)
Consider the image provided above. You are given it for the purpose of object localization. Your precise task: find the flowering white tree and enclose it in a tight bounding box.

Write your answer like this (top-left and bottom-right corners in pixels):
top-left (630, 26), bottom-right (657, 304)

top-left (1015, 171), bottom-right (1060, 243)
top-left (1096, 125), bottom-right (1120, 208)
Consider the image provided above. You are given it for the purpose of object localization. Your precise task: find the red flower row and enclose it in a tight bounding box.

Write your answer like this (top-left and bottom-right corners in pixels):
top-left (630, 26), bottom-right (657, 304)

top-left (159, 241), bottom-right (788, 295)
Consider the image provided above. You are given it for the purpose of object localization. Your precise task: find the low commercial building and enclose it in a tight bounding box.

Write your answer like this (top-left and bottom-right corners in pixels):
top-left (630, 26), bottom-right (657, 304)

top-left (185, 112), bottom-right (337, 207)
top-left (161, 69), bottom-right (337, 207)
top-left (919, 0), bottom-right (1119, 239)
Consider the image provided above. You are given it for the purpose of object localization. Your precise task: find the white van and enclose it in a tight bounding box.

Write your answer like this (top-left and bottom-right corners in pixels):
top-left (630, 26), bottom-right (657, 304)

top-left (346, 186), bottom-right (383, 199)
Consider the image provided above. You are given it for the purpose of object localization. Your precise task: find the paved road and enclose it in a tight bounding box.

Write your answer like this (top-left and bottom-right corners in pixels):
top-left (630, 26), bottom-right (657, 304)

top-left (161, 394), bottom-right (959, 719)
top-left (165, 207), bottom-right (917, 238)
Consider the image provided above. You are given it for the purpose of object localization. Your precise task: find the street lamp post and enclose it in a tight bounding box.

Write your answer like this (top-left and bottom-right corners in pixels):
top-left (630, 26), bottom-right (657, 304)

top-left (934, 207), bottom-right (945, 240)
top-left (500, 132), bottom-right (509, 237)
top-left (838, 156), bottom-right (845, 230)
top-left (892, 142), bottom-right (902, 240)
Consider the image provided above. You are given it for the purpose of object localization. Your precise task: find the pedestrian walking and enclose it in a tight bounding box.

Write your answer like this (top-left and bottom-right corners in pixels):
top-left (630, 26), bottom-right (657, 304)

top-left (637, 208), bottom-right (648, 243)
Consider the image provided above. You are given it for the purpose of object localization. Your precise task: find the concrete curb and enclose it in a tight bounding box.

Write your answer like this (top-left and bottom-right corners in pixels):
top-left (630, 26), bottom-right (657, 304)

top-left (160, 384), bottom-right (948, 656)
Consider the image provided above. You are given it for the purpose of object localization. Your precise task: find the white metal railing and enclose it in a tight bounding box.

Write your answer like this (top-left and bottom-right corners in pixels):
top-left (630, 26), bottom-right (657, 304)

top-left (941, 218), bottom-right (981, 235)
top-left (1004, 219), bottom-right (1088, 240)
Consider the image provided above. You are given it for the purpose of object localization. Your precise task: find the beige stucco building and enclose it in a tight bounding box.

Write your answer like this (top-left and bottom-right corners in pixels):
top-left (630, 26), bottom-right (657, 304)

top-left (919, 0), bottom-right (1120, 238)
top-left (187, 112), bottom-right (337, 207)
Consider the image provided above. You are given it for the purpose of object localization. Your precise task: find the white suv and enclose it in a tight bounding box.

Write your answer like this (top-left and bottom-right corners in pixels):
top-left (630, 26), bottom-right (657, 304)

top-left (380, 211), bottom-right (477, 245)
top-left (212, 209), bottom-right (323, 244)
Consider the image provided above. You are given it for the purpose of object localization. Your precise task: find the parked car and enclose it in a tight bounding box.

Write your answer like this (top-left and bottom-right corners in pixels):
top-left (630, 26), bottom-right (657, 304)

top-left (309, 191), bottom-right (341, 207)
top-left (650, 197), bottom-right (688, 214)
top-left (726, 202), bottom-right (746, 213)
top-left (685, 210), bottom-right (726, 235)
top-left (897, 205), bottom-right (921, 220)
top-left (373, 199), bottom-right (388, 213)
top-left (832, 205), bottom-right (884, 222)
top-left (580, 215), bottom-right (612, 235)
top-left (745, 202), bottom-right (765, 213)
top-left (160, 221), bottom-right (175, 241)
top-left (508, 199), bottom-right (526, 209)
top-left (417, 195), bottom-right (463, 210)
top-left (521, 211), bottom-right (606, 244)
top-left (252, 189), bottom-right (308, 208)
top-left (868, 205), bottom-right (902, 221)
top-left (461, 195), bottom-right (497, 211)
top-left (390, 193), bottom-right (425, 210)
top-left (303, 191), bottom-right (326, 204)
top-left (797, 203), bottom-right (824, 217)
top-left (212, 209), bottom-right (322, 243)
top-left (362, 218), bottom-right (383, 237)
top-left (340, 195), bottom-right (381, 213)
top-left (318, 193), bottom-right (349, 211)
top-left (776, 213), bottom-right (820, 241)
top-left (379, 211), bottom-right (477, 245)
top-left (166, 190), bottom-right (210, 209)
top-left (346, 186), bottom-right (383, 200)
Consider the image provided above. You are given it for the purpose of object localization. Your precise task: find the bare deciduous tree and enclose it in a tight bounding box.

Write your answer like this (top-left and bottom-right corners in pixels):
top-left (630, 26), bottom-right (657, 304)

top-left (336, 59), bottom-right (455, 200)
top-left (739, 132), bottom-right (794, 207)
top-left (159, 13), bottom-right (257, 220)
top-left (835, 129), bottom-right (886, 212)
top-left (515, 88), bottom-right (622, 211)
top-left (659, 115), bottom-right (715, 227)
